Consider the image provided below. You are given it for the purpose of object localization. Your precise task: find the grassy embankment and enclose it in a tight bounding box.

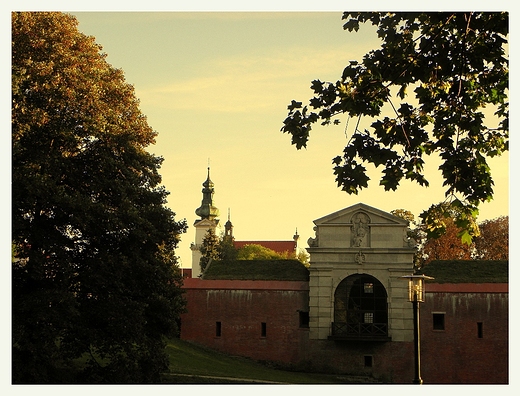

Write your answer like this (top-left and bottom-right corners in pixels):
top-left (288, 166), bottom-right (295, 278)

top-left (163, 337), bottom-right (379, 384)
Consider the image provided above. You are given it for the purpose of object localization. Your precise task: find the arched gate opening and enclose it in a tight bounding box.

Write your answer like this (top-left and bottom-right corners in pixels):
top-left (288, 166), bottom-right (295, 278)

top-left (331, 274), bottom-right (390, 341)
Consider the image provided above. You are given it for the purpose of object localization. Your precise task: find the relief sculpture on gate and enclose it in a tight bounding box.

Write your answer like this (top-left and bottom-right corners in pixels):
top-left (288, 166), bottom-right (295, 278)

top-left (351, 212), bottom-right (370, 247)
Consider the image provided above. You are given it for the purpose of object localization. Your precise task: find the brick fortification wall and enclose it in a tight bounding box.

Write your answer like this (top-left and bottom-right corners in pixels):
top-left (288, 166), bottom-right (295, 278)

top-left (303, 339), bottom-right (415, 383)
top-left (181, 278), bottom-right (416, 383)
top-left (420, 284), bottom-right (508, 384)
top-left (302, 284), bottom-right (509, 384)
top-left (180, 278), bottom-right (310, 364)
top-left (180, 280), bottom-right (508, 384)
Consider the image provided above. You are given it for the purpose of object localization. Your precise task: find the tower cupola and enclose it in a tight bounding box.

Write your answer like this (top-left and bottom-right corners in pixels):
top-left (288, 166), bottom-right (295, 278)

top-left (195, 167), bottom-right (220, 220)
top-left (224, 208), bottom-right (233, 239)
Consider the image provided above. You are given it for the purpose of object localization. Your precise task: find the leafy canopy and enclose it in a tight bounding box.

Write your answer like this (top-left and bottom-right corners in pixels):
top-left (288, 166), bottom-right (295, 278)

top-left (419, 215), bottom-right (473, 265)
top-left (199, 230), bottom-right (307, 269)
top-left (393, 205), bottom-right (509, 266)
top-left (281, 12), bottom-right (508, 244)
top-left (236, 243), bottom-right (289, 260)
top-left (472, 215), bottom-right (508, 260)
top-left (12, 12), bottom-right (187, 383)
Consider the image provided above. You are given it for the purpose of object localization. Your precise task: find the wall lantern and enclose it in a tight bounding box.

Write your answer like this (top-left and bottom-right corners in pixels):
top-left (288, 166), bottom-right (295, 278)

top-left (401, 274), bottom-right (434, 385)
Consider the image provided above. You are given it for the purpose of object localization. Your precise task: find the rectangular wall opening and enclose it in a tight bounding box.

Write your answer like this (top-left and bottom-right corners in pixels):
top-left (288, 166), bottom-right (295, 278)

top-left (433, 313), bottom-right (445, 331)
top-left (261, 322), bottom-right (267, 337)
top-left (364, 355), bottom-right (373, 368)
top-left (477, 322), bottom-right (483, 338)
top-left (216, 321), bottom-right (221, 337)
top-left (299, 311), bottom-right (309, 328)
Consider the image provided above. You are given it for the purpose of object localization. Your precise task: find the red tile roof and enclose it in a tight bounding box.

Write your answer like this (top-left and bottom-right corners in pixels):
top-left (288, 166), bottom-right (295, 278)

top-left (233, 241), bottom-right (296, 254)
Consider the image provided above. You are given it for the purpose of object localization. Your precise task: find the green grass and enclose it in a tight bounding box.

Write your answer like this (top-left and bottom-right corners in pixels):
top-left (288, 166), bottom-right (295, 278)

top-left (163, 337), bottom-right (377, 384)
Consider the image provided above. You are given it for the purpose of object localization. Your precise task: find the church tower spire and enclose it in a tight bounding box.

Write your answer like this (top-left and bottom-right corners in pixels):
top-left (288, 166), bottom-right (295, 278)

top-left (195, 167), bottom-right (220, 220)
top-left (191, 166), bottom-right (221, 278)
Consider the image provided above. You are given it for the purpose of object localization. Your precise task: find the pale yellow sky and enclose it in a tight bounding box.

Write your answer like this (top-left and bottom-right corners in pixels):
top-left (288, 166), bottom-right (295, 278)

top-left (66, 10), bottom-right (509, 267)
top-left (4, 3), bottom-right (512, 270)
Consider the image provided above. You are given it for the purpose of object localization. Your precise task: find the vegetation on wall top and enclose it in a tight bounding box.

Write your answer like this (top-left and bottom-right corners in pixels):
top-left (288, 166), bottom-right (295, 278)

top-left (202, 259), bottom-right (309, 281)
top-left (416, 260), bottom-right (508, 283)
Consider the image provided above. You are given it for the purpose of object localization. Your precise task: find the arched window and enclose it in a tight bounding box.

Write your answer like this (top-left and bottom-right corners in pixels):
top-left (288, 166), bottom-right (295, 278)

top-left (331, 274), bottom-right (389, 341)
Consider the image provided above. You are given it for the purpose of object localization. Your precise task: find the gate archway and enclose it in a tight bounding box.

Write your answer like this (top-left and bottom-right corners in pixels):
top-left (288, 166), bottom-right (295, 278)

top-left (332, 274), bottom-right (390, 341)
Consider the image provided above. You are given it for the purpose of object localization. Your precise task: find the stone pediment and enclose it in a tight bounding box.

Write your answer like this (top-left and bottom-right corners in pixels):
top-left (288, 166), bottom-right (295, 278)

top-left (313, 203), bottom-right (407, 226)
top-left (307, 203), bottom-right (413, 250)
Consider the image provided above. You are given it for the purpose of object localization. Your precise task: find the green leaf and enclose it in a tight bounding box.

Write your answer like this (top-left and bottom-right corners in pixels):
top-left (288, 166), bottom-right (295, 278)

top-left (342, 18), bottom-right (360, 32)
top-left (310, 79), bottom-right (323, 93)
top-left (459, 230), bottom-right (473, 246)
top-left (287, 100), bottom-right (302, 110)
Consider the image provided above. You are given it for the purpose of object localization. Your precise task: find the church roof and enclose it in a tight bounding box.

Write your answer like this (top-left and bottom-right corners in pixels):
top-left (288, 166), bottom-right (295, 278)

top-left (233, 240), bottom-right (297, 254)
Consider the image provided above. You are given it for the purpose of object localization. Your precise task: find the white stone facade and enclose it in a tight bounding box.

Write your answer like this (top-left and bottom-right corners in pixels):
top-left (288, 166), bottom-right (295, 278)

top-left (306, 203), bottom-right (416, 342)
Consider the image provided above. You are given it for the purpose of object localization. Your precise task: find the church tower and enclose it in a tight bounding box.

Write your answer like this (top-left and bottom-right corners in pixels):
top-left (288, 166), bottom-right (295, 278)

top-left (190, 167), bottom-right (220, 278)
top-left (224, 208), bottom-right (233, 241)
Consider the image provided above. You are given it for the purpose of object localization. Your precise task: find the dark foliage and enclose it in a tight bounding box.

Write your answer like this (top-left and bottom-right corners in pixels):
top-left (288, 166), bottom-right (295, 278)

top-left (12, 12), bottom-right (187, 383)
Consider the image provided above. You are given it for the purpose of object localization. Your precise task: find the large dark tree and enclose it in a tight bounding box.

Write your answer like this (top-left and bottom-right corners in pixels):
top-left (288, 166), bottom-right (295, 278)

top-left (282, 12), bottom-right (508, 244)
top-left (12, 12), bottom-right (187, 383)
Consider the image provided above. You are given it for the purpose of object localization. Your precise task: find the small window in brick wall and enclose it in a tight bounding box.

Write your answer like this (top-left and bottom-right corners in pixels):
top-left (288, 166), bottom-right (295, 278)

top-left (261, 322), bottom-right (267, 337)
top-left (477, 322), bottom-right (483, 338)
top-left (299, 311), bottom-right (309, 328)
top-left (364, 355), bottom-right (373, 368)
top-left (216, 321), bottom-right (222, 337)
top-left (433, 313), bottom-right (445, 331)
